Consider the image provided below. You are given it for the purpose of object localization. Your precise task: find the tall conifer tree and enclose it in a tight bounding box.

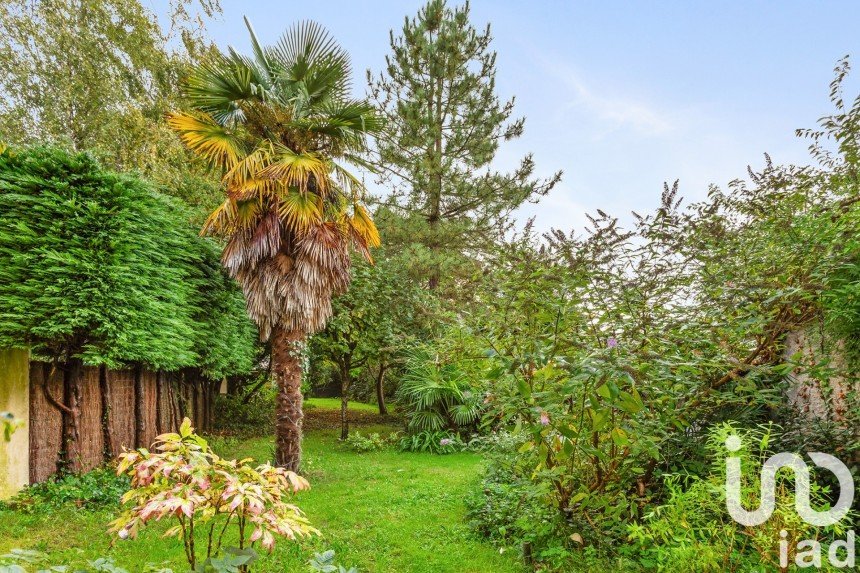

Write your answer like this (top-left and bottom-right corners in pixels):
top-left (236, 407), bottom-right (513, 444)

top-left (369, 0), bottom-right (561, 289)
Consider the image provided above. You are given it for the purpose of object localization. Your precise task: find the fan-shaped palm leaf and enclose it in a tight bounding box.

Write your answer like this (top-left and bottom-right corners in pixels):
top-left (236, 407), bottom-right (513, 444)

top-left (166, 112), bottom-right (242, 168)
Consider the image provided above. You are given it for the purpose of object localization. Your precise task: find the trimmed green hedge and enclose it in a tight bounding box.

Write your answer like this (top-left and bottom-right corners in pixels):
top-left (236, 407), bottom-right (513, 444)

top-left (0, 146), bottom-right (256, 377)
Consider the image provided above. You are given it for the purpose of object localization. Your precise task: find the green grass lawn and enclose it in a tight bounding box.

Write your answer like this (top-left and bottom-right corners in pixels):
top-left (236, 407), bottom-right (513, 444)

top-left (0, 403), bottom-right (524, 573)
top-left (304, 397), bottom-right (379, 413)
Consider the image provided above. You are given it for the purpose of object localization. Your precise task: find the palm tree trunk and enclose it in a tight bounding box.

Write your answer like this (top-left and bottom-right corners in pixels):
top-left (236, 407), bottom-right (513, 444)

top-left (272, 325), bottom-right (305, 472)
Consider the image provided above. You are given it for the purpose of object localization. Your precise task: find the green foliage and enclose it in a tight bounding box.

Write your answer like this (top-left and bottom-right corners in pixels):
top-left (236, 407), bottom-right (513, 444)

top-left (396, 347), bottom-right (482, 433)
top-left (369, 0), bottom-right (560, 289)
top-left (196, 547), bottom-right (258, 573)
top-left (0, 550), bottom-right (138, 573)
top-left (4, 468), bottom-right (129, 513)
top-left (343, 431), bottom-right (396, 453)
top-left (307, 550), bottom-right (358, 573)
top-left (212, 386), bottom-right (276, 438)
top-left (0, 146), bottom-right (256, 374)
top-left (628, 424), bottom-right (854, 572)
top-left (458, 61), bottom-right (860, 567)
top-left (0, 0), bottom-right (223, 215)
top-left (465, 439), bottom-right (569, 566)
top-left (311, 249), bottom-right (437, 423)
top-left (397, 430), bottom-right (464, 455)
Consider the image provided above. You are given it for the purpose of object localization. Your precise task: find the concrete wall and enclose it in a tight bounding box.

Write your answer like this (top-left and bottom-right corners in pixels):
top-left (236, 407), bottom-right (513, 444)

top-left (0, 348), bottom-right (29, 499)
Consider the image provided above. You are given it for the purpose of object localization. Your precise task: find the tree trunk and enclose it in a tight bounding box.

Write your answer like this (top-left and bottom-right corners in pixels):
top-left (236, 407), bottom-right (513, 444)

top-left (133, 365), bottom-right (145, 448)
top-left (339, 360), bottom-right (351, 441)
top-left (375, 362), bottom-right (388, 416)
top-left (99, 365), bottom-right (115, 461)
top-left (427, 71), bottom-right (444, 290)
top-left (272, 326), bottom-right (305, 472)
top-left (155, 371), bottom-right (164, 435)
top-left (61, 357), bottom-right (84, 474)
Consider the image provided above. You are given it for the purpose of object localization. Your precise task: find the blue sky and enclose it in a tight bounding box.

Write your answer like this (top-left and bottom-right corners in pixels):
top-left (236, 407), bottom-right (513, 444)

top-left (153, 1), bottom-right (860, 232)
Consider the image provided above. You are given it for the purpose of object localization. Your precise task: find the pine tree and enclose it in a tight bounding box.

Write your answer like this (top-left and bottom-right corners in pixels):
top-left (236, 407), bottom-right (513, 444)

top-left (369, 0), bottom-right (561, 289)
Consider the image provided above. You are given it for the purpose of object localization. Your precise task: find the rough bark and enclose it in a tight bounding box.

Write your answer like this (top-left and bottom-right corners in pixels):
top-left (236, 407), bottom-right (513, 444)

top-left (98, 365), bottom-right (115, 461)
top-left (133, 364), bottom-right (145, 448)
top-left (272, 325), bottom-right (305, 472)
top-left (61, 357), bottom-right (84, 474)
top-left (339, 359), bottom-right (351, 441)
top-left (155, 371), bottom-right (164, 435)
top-left (375, 362), bottom-right (388, 416)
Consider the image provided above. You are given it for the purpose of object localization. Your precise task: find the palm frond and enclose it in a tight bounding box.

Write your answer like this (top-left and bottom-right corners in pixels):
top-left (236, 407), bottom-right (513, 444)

top-left (278, 190), bottom-right (323, 233)
top-left (167, 112), bottom-right (242, 169)
top-left (349, 203), bottom-right (381, 248)
top-left (268, 21), bottom-right (351, 103)
top-left (184, 57), bottom-right (254, 123)
top-left (202, 198), bottom-right (237, 235)
top-left (259, 146), bottom-right (329, 193)
top-left (223, 144), bottom-right (273, 190)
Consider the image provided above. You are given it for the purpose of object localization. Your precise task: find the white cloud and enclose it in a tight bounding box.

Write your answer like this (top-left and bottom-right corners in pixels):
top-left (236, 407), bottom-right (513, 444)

top-left (531, 52), bottom-right (679, 137)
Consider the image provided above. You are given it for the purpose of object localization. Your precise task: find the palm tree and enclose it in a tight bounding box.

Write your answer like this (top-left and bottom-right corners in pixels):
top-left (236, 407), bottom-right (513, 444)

top-left (168, 19), bottom-right (382, 471)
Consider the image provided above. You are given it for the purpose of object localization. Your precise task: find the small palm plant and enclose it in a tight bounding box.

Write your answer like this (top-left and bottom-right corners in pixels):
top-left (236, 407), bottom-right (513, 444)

top-left (397, 348), bottom-right (482, 433)
top-left (168, 19), bottom-right (382, 470)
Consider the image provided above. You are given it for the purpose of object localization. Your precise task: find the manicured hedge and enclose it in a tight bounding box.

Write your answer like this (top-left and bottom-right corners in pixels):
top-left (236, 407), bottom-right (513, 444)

top-left (0, 146), bottom-right (256, 377)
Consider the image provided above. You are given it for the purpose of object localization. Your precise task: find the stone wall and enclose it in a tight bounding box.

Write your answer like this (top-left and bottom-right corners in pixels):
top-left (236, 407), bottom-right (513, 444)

top-left (784, 327), bottom-right (858, 424)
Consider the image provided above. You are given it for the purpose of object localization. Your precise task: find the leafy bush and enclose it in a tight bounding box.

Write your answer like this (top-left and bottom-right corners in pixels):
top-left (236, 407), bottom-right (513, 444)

top-left (4, 467), bottom-right (129, 513)
top-left (212, 385), bottom-right (276, 438)
top-left (627, 423), bottom-right (856, 572)
top-left (397, 430), bottom-right (463, 454)
top-left (308, 550), bottom-right (358, 573)
top-left (110, 419), bottom-right (317, 571)
top-left (0, 550), bottom-right (157, 573)
top-left (465, 456), bottom-right (572, 568)
top-left (343, 431), bottom-right (397, 453)
top-left (0, 146), bottom-right (257, 374)
top-left (396, 348), bottom-right (482, 433)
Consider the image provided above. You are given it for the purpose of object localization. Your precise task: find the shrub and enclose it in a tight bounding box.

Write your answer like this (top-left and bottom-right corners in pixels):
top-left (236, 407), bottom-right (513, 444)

top-left (110, 419), bottom-right (317, 571)
top-left (397, 430), bottom-right (463, 455)
top-left (627, 423), bottom-right (856, 572)
top-left (4, 467), bottom-right (129, 513)
top-left (212, 385), bottom-right (276, 438)
top-left (343, 431), bottom-right (395, 453)
top-left (396, 348), bottom-right (482, 433)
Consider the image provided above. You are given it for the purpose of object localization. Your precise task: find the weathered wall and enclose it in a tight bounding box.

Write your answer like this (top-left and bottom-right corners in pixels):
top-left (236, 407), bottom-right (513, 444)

top-left (784, 327), bottom-right (859, 424)
top-left (0, 348), bottom-right (29, 499)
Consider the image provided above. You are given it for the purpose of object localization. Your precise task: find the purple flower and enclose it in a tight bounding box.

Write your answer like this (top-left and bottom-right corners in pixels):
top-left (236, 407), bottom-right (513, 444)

top-left (440, 438), bottom-right (453, 446)
top-left (607, 337), bottom-right (618, 348)
top-left (540, 411), bottom-right (550, 426)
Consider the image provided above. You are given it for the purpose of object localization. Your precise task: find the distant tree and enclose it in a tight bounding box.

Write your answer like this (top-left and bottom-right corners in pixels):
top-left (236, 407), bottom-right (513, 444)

top-left (169, 20), bottom-right (383, 471)
top-left (0, 0), bottom-right (223, 214)
top-left (313, 253), bottom-right (434, 438)
top-left (368, 0), bottom-right (561, 290)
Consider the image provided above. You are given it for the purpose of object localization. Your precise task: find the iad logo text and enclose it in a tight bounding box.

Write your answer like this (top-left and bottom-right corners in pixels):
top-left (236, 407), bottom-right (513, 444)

top-left (724, 435), bottom-right (855, 569)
